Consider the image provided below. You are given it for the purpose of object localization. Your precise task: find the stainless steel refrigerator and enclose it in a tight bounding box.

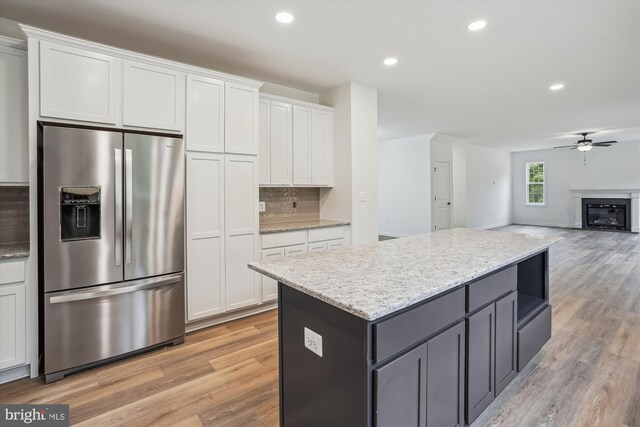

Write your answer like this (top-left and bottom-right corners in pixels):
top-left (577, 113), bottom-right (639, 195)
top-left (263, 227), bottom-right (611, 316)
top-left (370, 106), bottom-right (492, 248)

top-left (39, 125), bottom-right (185, 383)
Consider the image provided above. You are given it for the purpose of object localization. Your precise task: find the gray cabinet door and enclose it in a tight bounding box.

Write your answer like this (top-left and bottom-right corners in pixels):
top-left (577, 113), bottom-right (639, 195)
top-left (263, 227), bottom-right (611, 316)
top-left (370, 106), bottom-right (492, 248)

top-left (426, 321), bottom-right (465, 427)
top-left (495, 292), bottom-right (517, 395)
top-left (375, 343), bottom-right (427, 427)
top-left (467, 303), bottom-right (496, 424)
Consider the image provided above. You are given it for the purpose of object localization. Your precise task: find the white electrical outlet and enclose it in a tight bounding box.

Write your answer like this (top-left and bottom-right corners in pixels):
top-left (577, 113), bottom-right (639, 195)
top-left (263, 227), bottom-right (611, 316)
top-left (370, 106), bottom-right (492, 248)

top-left (259, 201), bottom-right (266, 212)
top-left (359, 192), bottom-right (367, 202)
top-left (304, 327), bottom-right (323, 357)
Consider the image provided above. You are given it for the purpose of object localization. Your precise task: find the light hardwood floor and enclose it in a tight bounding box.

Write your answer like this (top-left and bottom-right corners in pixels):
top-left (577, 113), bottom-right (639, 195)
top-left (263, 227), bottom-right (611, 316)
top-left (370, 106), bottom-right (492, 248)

top-left (1, 225), bottom-right (638, 426)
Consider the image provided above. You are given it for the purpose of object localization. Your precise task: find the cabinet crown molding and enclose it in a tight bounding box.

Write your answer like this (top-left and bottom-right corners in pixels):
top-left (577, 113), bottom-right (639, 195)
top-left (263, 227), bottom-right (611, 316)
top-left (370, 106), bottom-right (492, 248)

top-left (19, 24), bottom-right (263, 88)
top-left (0, 36), bottom-right (27, 50)
top-left (259, 93), bottom-right (334, 112)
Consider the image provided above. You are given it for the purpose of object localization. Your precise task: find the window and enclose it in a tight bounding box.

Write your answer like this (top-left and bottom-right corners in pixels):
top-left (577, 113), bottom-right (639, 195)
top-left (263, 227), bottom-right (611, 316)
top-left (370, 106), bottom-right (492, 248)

top-left (526, 162), bottom-right (545, 205)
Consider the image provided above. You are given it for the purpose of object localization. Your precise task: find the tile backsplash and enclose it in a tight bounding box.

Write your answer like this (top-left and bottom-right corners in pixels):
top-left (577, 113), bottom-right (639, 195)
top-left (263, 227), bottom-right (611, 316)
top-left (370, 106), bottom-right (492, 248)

top-left (260, 187), bottom-right (320, 224)
top-left (0, 186), bottom-right (30, 244)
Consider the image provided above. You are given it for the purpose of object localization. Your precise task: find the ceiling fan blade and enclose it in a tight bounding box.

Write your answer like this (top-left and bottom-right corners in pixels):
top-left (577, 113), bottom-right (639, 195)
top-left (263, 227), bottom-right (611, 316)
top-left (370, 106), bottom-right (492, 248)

top-left (553, 144), bottom-right (579, 148)
top-left (570, 146), bottom-right (578, 150)
top-left (592, 141), bottom-right (617, 145)
top-left (590, 143), bottom-right (612, 147)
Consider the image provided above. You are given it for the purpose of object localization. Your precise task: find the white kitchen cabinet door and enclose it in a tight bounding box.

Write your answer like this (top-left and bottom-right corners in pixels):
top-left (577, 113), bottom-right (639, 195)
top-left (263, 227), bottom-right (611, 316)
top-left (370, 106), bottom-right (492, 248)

top-left (225, 155), bottom-right (259, 310)
top-left (261, 248), bottom-right (284, 302)
top-left (186, 74), bottom-right (224, 152)
top-left (186, 152), bottom-right (225, 321)
top-left (258, 99), bottom-right (270, 184)
top-left (311, 109), bottom-right (333, 186)
top-left (0, 284), bottom-right (26, 370)
top-left (40, 41), bottom-right (118, 124)
top-left (292, 105), bottom-right (312, 185)
top-left (123, 60), bottom-right (185, 131)
top-left (0, 45), bottom-right (28, 183)
top-left (225, 82), bottom-right (259, 155)
top-left (285, 244), bottom-right (308, 257)
top-left (308, 241), bottom-right (327, 253)
top-left (327, 239), bottom-right (345, 250)
top-left (269, 101), bottom-right (293, 185)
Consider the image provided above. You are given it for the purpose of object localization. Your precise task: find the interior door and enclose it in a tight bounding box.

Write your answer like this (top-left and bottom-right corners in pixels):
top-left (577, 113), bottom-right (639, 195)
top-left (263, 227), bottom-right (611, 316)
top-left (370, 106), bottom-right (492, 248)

top-left (42, 126), bottom-right (123, 292)
top-left (124, 134), bottom-right (185, 280)
top-left (433, 161), bottom-right (451, 230)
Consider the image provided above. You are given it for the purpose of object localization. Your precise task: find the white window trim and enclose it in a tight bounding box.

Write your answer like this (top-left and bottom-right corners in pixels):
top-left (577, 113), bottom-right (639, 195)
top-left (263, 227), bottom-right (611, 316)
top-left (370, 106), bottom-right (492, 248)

top-left (525, 161), bottom-right (546, 206)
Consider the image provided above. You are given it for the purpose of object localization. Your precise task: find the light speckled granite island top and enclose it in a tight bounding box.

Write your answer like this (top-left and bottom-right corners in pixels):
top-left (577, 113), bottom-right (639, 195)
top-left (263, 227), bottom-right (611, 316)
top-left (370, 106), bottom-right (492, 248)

top-left (259, 218), bottom-right (350, 234)
top-left (249, 228), bottom-right (561, 320)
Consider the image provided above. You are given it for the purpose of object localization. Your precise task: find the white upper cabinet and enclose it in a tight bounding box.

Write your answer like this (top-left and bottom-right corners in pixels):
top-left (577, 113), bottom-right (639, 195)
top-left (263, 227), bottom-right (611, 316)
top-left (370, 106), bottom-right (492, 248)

top-left (311, 109), bottom-right (333, 186)
top-left (225, 82), bottom-right (259, 155)
top-left (269, 101), bottom-right (293, 185)
top-left (40, 41), bottom-right (118, 124)
top-left (123, 60), bottom-right (185, 131)
top-left (0, 43), bottom-right (28, 183)
top-left (292, 105), bottom-right (312, 185)
top-left (186, 152), bottom-right (225, 320)
top-left (258, 99), bottom-right (270, 184)
top-left (186, 74), bottom-right (224, 152)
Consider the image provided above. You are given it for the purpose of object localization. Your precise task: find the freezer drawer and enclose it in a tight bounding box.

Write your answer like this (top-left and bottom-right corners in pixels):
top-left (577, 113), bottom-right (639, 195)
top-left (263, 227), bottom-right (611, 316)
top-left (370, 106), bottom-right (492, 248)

top-left (44, 273), bottom-right (185, 379)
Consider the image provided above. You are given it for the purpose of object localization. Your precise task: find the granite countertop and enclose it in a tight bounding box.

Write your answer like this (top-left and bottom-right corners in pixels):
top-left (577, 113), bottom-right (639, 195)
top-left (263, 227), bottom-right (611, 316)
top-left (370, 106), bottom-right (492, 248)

top-left (0, 242), bottom-right (30, 260)
top-left (259, 219), bottom-right (351, 234)
top-left (249, 228), bottom-right (562, 320)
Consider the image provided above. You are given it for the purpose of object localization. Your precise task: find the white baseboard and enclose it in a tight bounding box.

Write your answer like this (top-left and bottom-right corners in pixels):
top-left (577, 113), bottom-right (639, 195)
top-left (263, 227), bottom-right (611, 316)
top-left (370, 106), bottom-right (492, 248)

top-left (186, 301), bottom-right (277, 333)
top-left (378, 231), bottom-right (408, 238)
top-left (0, 364), bottom-right (30, 385)
top-left (473, 222), bottom-right (512, 230)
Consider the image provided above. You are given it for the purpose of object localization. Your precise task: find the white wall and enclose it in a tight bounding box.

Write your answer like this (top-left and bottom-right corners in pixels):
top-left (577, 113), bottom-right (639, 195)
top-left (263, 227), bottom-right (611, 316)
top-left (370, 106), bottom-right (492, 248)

top-left (319, 82), bottom-right (379, 246)
top-left (454, 143), bottom-right (512, 229)
top-left (379, 134), bottom-right (433, 236)
top-left (512, 141), bottom-right (640, 227)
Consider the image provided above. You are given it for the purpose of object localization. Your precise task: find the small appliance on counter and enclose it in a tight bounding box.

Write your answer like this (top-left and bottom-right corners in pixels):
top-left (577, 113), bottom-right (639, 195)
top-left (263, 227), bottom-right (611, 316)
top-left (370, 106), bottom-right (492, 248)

top-left (38, 124), bottom-right (186, 383)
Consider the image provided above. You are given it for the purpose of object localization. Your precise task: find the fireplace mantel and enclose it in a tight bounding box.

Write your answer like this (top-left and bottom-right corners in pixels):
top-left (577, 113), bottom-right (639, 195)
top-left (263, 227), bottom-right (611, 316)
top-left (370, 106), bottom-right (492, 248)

top-left (570, 189), bottom-right (639, 232)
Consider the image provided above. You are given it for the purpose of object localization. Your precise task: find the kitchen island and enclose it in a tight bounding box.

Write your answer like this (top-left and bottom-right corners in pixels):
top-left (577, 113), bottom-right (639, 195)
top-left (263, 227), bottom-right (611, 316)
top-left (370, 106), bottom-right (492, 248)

top-left (249, 228), bottom-right (561, 426)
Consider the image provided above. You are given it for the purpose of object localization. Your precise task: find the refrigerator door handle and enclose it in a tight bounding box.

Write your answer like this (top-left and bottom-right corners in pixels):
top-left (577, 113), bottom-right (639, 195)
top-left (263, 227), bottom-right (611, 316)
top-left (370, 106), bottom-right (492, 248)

top-left (125, 148), bottom-right (133, 265)
top-left (114, 148), bottom-right (123, 266)
top-left (48, 273), bottom-right (183, 304)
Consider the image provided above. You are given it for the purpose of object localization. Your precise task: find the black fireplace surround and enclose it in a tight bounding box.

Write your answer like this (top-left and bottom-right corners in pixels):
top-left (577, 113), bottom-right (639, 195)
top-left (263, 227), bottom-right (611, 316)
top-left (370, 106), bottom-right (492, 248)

top-left (582, 198), bottom-right (631, 231)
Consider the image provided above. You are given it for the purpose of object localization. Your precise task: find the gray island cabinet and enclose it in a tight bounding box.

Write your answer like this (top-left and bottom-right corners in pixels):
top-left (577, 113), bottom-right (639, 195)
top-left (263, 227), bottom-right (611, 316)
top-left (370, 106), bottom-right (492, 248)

top-left (249, 228), bottom-right (561, 426)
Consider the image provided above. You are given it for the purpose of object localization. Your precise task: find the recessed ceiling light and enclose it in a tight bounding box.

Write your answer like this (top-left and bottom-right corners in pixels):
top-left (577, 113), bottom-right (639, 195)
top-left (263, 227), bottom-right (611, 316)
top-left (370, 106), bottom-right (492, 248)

top-left (549, 83), bottom-right (564, 91)
top-left (384, 57), bottom-right (398, 66)
top-left (275, 11), bottom-right (294, 24)
top-left (468, 20), bottom-right (487, 31)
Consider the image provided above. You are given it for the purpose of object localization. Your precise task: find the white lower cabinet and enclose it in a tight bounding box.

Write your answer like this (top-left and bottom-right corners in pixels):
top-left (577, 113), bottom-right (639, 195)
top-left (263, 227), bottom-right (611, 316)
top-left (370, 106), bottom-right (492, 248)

top-left (186, 152), bottom-right (225, 321)
top-left (259, 227), bottom-right (347, 301)
top-left (308, 241), bottom-right (327, 253)
top-left (0, 260), bottom-right (27, 371)
top-left (225, 155), bottom-right (260, 310)
top-left (261, 248), bottom-right (284, 302)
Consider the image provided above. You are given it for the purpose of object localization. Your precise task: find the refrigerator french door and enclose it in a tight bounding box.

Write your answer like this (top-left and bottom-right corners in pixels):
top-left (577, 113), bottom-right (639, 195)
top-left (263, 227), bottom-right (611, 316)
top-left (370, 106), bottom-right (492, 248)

top-left (40, 125), bottom-right (185, 383)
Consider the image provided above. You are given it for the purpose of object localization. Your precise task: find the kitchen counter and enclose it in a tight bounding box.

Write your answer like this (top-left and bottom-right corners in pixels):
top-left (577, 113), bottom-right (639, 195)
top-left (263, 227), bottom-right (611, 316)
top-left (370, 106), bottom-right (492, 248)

top-left (0, 242), bottom-right (30, 260)
top-left (249, 227), bottom-right (561, 426)
top-left (249, 228), bottom-right (560, 320)
top-left (259, 218), bottom-right (350, 234)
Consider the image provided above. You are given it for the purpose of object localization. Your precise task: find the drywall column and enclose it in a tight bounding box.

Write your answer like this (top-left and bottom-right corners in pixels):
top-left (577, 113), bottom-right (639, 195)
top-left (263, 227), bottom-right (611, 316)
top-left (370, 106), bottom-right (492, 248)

top-left (378, 134), bottom-right (433, 236)
top-left (320, 83), bottom-right (379, 246)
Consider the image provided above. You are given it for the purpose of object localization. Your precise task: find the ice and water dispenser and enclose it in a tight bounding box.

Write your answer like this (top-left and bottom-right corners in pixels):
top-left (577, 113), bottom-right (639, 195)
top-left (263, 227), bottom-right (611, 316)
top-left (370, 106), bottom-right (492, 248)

top-left (60, 187), bottom-right (101, 241)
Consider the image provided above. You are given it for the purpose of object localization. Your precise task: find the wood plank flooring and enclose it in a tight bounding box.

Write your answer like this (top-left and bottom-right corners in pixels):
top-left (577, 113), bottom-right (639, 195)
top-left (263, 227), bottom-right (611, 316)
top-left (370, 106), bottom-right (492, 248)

top-left (1, 225), bottom-right (639, 426)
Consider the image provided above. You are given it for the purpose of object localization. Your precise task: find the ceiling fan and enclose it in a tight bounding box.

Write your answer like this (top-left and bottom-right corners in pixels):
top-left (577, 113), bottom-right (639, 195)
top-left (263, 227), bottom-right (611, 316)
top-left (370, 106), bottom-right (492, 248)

top-left (553, 132), bottom-right (618, 152)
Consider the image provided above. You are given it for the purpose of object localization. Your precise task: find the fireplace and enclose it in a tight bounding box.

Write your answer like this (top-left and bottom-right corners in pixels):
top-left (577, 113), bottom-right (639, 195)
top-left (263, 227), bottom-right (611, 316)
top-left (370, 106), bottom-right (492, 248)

top-left (582, 198), bottom-right (631, 231)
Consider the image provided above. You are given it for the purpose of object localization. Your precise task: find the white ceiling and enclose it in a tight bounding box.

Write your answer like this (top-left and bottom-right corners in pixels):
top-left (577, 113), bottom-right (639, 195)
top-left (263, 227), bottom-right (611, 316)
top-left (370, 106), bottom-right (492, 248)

top-left (1, 0), bottom-right (638, 151)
